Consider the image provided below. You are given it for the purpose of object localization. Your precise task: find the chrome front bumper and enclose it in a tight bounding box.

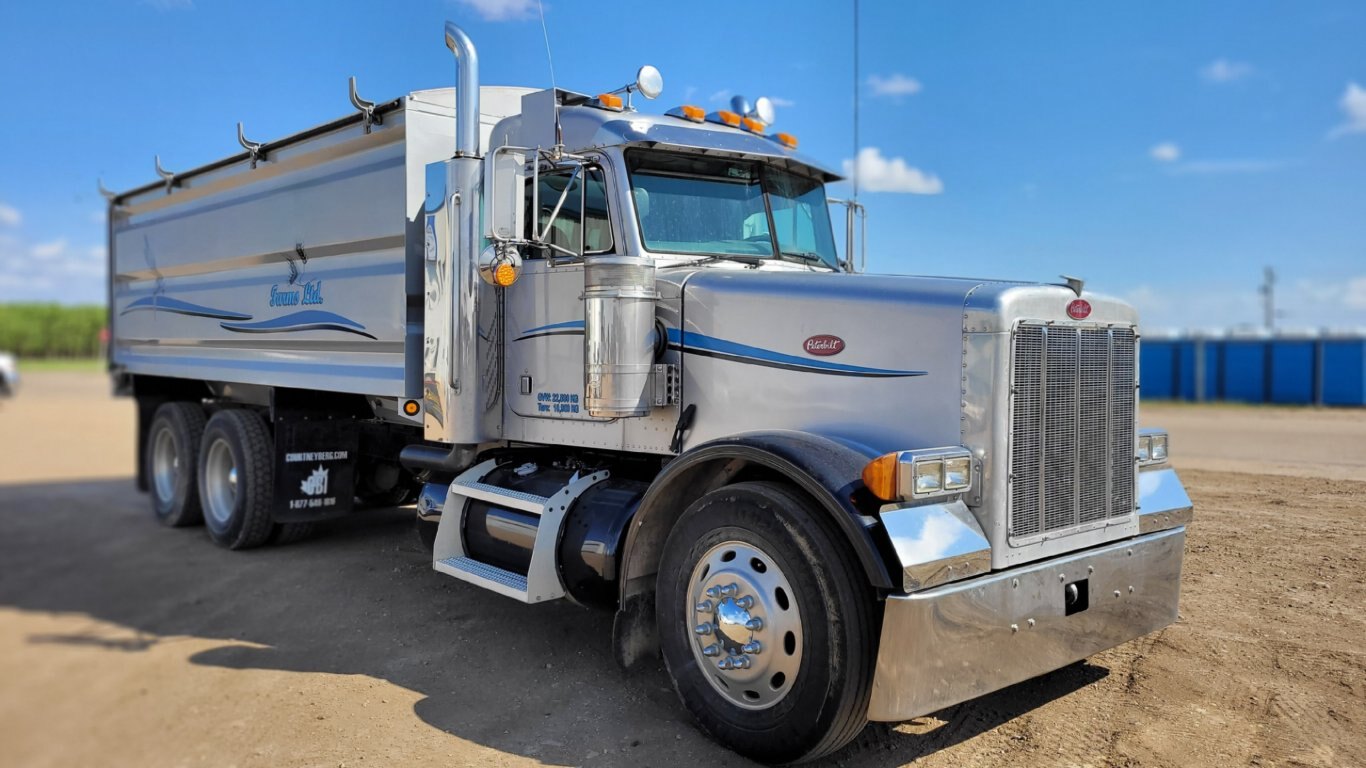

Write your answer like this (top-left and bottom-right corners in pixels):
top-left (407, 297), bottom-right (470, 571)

top-left (866, 525), bottom-right (1186, 722)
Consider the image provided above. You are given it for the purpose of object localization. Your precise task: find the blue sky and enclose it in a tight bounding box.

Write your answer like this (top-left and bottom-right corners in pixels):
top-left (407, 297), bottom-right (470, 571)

top-left (1, 0), bottom-right (1363, 331)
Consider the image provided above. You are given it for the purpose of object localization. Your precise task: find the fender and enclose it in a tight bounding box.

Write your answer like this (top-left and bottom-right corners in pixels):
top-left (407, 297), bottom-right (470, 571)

top-left (612, 430), bottom-right (896, 668)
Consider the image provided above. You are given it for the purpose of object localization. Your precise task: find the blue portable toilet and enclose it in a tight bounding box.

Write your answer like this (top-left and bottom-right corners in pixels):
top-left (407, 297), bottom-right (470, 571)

top-left (1176, 340), bottom-right (1198, 400)
top-left (1270, 337), bottom-right (1316, 404)
top-left (1322, 337), bottom-right (1366, 406)
top-left (1222, 337), bottom-right (1269, 403)
top-left (1140, 340), bottom-right (1176, 400)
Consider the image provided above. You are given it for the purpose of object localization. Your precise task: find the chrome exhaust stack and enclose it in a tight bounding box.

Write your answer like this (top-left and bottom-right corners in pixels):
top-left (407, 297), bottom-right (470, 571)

top-left (435, 20), bottom-right (494, 445)
top-left (443, 22), bottom-right (480, 157)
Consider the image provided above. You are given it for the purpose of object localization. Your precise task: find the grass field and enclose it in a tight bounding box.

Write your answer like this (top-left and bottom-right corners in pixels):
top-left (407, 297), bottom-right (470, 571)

top-left (12, 358), bottom-right (104, 373)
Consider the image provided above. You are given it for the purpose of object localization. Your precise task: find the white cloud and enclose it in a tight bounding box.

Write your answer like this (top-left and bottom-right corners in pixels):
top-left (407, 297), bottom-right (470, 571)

top-left (1328, 82), bottom-right (1366, 139)
top-left (1167, 158), bottom-right (1283, 175)
top-left (842, 147), bottom-right (943, 195)
top-left (455, 0), bottom-right (536, 21)
top-left (769, 97), bottom-right (796, 108)
top-left (1345, 277), bottom-right (1366, 310)
top-left (1150, 142), bottom-right (1181, 162)
top-left (0, 203), bottom-right (19, 227)
top-left (0, 234), bottom-right (105, 302)
top-left (1200, 58), bottom-right (1253, 84)
top-left (708, 89), bottom-right (731, 104)
top-left (1126, 277), bottom-right (1366, 332)
top-left (32, 239), bottom-right (68, 259)
top-left (868, 73), bottom-right (922, 98)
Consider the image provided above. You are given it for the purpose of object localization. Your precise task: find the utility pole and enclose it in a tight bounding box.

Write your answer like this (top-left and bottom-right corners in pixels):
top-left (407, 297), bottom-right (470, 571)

top-left (1259, 266), bottom-right (1275, 332)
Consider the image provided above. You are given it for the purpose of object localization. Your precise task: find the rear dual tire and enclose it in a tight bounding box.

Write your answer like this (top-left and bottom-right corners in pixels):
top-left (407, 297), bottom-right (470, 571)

top-left (656, 481), bottom-right (878, 765)
top-left (199, 409), bottom-right (276, 550)
top-left (147, 402), bottom-right (207, 527)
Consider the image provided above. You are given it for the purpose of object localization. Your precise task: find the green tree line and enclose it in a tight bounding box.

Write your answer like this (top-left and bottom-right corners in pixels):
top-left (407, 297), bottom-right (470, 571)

top-left (0, 303), bottom-right (106, 358)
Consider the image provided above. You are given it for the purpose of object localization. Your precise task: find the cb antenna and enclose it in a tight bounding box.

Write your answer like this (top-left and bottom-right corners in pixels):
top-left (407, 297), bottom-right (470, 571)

top-left (852, 0), bottom-right (860, 201)
top-left (536, 0), bottom-right (563, 150)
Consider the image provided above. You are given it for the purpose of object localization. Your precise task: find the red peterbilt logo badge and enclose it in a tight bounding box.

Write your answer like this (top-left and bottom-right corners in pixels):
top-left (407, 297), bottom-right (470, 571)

top-left (1066, 299), bottom-right (1092, 320)
top-left (804, 335), bottom-right (845, 356)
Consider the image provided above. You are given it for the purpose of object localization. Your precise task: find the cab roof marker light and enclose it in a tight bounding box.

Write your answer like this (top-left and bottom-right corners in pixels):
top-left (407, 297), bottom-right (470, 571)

top-left (593, 93), bottom-right (624, 111)
top-left (771, 132), bottom-right (799, 149)
top-left (666, 105), bottom-right (706, 123)
top-left (741, 117), bottom-right (766, 133)
top-left (706, 110), bottom-right (743, 128)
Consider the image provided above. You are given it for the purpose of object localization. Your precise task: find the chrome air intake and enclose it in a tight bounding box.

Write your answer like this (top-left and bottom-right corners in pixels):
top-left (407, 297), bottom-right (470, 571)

top-left (583, 254), bottom-right (659, 417)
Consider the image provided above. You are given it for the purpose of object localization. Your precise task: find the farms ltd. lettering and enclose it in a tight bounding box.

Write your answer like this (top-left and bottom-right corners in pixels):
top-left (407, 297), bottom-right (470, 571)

top-left (270, 280), bottom-right (325, 307)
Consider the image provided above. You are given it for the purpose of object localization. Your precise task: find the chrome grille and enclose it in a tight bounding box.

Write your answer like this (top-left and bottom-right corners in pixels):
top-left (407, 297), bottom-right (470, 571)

top-left (1009, 323), bottom-right (1136, 541)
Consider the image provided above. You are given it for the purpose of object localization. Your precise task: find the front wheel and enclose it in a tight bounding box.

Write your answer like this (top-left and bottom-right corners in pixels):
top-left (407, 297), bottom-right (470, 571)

top-left (656, 481), bottom-right (878, 764)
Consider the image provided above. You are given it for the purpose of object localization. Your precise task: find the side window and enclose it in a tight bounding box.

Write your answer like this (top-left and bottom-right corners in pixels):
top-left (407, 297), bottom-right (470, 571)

top-left (524, 167), bottom-right (614, 258)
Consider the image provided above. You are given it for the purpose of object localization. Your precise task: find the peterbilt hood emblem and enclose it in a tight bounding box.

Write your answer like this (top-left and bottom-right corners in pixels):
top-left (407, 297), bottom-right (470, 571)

top-left (1066, 299), bottom-right (1092, 320)
top-left (803, 335), bottom-right (845, 356)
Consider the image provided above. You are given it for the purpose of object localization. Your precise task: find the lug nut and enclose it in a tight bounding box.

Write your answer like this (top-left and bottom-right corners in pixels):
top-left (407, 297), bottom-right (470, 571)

top-left (702, 644), bottom-right (720, 657)
top-left (694, 623), bottom-right (713, 636)
top-left (720, 583), bottom-right (739, 597)
top-left (744, 617), bottom-right (764, 631)
top-left (734, 596), bottom-right (754, 609)
top-left (742, 641), bottom-right (762, 655)
top-left (705, 586), bottom-right (721, 598)
top-left (695, 600), bottom-right (713, 613)
top-left (717, 657), bottom-right (734, 670)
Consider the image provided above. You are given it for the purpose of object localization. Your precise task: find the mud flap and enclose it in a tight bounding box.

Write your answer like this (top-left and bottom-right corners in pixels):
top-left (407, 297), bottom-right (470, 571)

top-left (272, 419), bottom-right (358, 523)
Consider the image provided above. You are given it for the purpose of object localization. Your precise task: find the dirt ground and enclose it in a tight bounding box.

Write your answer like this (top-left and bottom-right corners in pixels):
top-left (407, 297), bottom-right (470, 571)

top-left (0, 373), bottom-right (1362, 768)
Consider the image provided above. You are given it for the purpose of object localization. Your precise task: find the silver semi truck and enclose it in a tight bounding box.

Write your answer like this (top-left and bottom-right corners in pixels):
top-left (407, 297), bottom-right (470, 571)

top-left (106, 21), bottom-right (1193, 764)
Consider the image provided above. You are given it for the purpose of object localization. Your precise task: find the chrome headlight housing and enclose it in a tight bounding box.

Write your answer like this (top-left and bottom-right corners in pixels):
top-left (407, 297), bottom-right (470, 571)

top-left (862, 447), bottom-right (975, 502)
top-left (1138, 429), bottom-right (1169, 467)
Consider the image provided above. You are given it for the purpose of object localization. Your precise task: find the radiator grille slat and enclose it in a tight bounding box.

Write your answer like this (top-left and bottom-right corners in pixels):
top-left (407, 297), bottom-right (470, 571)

top-left (1010, 323), bottom-right (1137, 541)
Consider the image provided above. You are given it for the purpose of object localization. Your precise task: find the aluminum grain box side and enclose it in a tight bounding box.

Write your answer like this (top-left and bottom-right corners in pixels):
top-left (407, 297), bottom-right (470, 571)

top-left (108, 86), bottom-right (530, 398)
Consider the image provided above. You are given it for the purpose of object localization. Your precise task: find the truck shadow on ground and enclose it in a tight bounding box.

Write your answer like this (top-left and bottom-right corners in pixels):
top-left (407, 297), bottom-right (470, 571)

top-left (0, 478), bottom-right (1106, 767)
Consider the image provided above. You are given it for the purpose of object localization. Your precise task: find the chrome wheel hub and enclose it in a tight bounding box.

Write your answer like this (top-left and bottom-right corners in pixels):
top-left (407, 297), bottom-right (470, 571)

top-left (687, 540), bottom-right (802, 710)
top-left (151, 427), bottom-right (179, 503)
top-left (203, 438), bottom-right (238, 527)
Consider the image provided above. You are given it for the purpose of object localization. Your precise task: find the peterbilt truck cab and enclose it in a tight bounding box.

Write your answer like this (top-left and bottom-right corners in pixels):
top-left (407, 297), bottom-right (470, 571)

top-left (107, 21), bottom-right (1193, 764)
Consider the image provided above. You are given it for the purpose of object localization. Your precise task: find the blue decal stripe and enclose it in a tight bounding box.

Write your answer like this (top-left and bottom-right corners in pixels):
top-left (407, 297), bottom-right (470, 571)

top-left (514, 320), bottom-right (924, 378)
top-left (515, 320), bottom-right (586, 342)
top-left (220, 310), bottom-right (377, 340)
top-left (119, 296), bottom-right (253, 321)
top-left (665, 329), bottom-right (923, 376)
top-left (522, 320), bottom-right (586, 334)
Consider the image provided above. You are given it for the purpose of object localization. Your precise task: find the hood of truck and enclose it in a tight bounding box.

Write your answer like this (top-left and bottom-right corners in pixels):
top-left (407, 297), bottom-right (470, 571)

top-left (663, 267), bottom-right (1135, 456)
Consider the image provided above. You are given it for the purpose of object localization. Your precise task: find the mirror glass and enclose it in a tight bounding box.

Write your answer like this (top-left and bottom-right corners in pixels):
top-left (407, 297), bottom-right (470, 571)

top-left (636, 65), bottom-right (664, 100)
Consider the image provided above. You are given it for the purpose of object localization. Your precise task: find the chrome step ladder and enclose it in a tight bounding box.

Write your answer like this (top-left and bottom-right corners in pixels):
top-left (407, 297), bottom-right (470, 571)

top-left (432, 459), bottom-right (608, 603)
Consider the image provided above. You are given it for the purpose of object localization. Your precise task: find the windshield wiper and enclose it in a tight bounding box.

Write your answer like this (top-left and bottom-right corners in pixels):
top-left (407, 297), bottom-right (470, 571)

top-left (661, 254), bottom-right (764, 269)
top-left (776, 251), bottom-right (836, 269)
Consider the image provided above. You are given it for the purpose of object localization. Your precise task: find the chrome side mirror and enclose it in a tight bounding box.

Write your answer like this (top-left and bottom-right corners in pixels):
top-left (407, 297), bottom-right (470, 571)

top-left (484, 146), bottom-right (527, 242)
top-left (635, 65), bottom-right (663, 100)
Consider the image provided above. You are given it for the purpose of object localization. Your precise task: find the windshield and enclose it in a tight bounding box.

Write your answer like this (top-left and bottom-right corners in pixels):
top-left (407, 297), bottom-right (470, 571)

top-left (626, 150), bottom-right (840, 269)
